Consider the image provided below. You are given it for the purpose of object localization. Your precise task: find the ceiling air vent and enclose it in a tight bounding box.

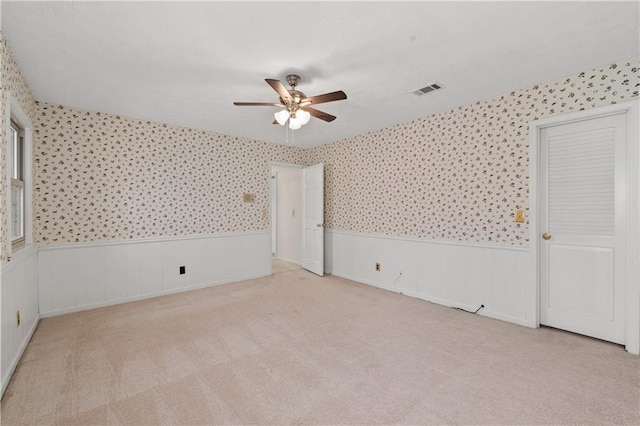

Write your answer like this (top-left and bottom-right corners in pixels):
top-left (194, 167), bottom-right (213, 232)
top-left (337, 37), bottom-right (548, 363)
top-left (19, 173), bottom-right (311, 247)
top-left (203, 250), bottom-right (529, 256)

top-left (408, 82), bottom-right (444, 96)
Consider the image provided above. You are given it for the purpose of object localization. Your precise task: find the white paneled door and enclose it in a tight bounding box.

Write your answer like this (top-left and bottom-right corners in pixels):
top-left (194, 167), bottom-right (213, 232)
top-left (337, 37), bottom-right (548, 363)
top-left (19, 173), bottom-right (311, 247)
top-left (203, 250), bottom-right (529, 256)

top-left (302, 164), bottom-right (324, 276)
top-left (539, 113), bottom-right (627, 344)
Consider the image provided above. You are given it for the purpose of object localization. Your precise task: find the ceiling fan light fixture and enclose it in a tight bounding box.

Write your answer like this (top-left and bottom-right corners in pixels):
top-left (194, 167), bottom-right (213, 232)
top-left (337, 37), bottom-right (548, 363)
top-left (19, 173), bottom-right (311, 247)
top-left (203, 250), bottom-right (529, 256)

top-left (297, 109), bottom-right (311, 125)
top-left (274, 109), bottom-right (289, 126)
top-left (235, 74), bottom-right (347, 129)
top-left (289, 117), bottom-right (302, 130)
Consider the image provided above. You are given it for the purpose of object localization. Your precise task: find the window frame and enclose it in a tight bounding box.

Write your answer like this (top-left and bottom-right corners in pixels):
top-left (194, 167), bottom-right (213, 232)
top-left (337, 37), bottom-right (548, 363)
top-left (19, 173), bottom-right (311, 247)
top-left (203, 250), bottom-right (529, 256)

top-left (9, 120), bottom-right (25, 250)
top-left (5, 94), bottom-right (33, 258)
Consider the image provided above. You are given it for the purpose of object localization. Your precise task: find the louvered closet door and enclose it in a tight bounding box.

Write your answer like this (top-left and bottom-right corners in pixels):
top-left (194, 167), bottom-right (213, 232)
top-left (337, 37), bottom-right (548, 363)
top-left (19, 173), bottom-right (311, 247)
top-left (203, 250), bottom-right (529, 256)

top-left (539, 113), bottom-right (627, 344)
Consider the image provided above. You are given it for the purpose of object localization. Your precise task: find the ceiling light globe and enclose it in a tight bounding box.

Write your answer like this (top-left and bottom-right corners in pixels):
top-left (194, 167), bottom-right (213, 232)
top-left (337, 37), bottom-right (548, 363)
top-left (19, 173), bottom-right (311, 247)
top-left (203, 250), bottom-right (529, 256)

top-left (289, 117), bottom-right (302, 130)
top-left (274, 109), bottom-right (289, 126)
top-left (297, 109), bottom-right (311, 125)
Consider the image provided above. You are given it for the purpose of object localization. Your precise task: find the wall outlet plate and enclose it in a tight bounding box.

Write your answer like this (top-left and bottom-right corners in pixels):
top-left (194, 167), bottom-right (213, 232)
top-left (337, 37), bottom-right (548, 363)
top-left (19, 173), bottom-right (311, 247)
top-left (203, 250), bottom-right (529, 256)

top-left (179, 266), bottom-right (186, 275)
top-left (375, 262), bottom-right (381, 272)
top-left (243, 193), bottom-right (255, 203)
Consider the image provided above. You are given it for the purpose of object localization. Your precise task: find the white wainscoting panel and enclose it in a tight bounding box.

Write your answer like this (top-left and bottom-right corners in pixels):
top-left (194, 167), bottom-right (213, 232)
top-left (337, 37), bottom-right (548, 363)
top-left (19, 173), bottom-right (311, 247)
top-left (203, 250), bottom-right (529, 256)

top-left (325, 229), bottom-right (533, 327)
top-left (2, 246), bottom-right (40, 396)
top-left (38, 232), bottom-right (271, 317)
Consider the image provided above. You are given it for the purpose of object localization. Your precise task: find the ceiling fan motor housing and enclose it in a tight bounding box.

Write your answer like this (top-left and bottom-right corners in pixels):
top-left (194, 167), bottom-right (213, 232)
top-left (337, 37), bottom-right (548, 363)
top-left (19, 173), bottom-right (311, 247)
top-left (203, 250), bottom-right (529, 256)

top-left (286, 74), bottom-right (301, 88)
top-left (282, 75), bottom-right (305, 108)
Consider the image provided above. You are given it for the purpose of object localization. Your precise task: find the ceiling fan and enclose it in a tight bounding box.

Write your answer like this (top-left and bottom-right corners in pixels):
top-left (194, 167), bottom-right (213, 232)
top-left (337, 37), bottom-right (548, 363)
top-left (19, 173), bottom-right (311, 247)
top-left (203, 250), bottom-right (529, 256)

top-left (234, 74), bottom-right (347, 130)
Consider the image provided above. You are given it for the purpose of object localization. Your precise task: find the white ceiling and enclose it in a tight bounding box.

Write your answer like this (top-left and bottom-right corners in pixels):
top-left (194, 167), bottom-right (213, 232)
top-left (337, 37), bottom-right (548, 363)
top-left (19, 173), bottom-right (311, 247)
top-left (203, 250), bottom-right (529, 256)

top-left (2, 1), bottom-right (638, 148)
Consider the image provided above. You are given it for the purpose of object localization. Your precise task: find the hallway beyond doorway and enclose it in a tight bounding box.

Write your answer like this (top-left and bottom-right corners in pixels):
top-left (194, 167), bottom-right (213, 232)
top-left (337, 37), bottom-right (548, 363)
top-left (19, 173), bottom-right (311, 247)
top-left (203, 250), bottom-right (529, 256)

top-left (272, 258), bottom-right (301, 274)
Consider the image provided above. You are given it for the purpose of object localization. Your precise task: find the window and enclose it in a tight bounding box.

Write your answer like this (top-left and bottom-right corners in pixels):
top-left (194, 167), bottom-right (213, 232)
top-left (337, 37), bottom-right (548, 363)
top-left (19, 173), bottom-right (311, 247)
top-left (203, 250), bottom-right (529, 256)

top-left (6, 96), bottom-right (32, 257)
top-left (9, 120), bottom-right (25, 250)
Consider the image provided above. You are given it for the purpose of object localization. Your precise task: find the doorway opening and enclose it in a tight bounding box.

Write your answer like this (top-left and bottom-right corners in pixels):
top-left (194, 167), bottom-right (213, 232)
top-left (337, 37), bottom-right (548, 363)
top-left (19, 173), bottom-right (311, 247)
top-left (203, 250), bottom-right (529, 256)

top-left (270, 164), bottom-right (303, 273)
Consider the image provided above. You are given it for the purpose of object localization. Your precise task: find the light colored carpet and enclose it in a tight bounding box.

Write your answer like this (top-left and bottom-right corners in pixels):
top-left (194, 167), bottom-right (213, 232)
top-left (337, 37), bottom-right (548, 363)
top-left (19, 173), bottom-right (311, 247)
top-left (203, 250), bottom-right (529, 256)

top-left (2, 269), bottom-right (639, 425)
top-left (272, 258), bottom-right (300, 274)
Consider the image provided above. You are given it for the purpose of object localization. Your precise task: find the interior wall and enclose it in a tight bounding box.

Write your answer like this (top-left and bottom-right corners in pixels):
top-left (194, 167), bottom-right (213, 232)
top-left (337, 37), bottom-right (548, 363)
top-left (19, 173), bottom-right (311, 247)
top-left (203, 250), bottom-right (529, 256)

top-left (34, 103), bottom-right (306, 245)
top-left (1, 247), bottom-right (38, 395)
top-left (30, 103), bottom-right (308, 321)
top-left (306, 57), bottom-right (640, 247)
top-left (0, 34), bottom-right (39, 396)
top-left (311, 57), bottom-right (640, 330)
top-left (0, 34), bottom-right (37, 261)
top-left (272, 166), bottom-right (302, 264)
top-left (37, 232), bottom-right (271, 318)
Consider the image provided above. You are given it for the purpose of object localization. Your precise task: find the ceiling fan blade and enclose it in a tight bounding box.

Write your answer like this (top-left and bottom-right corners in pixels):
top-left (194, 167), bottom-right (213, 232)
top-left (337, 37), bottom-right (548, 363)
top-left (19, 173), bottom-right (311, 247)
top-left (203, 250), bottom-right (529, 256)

top-left (265, 79), bottom-right (293, 104)
top-left (302, 90), bottom-right (347, 105)
top-left (303, 106), bottom-right (336, 122)
top-left (233, 102), bottom-right (283, 107)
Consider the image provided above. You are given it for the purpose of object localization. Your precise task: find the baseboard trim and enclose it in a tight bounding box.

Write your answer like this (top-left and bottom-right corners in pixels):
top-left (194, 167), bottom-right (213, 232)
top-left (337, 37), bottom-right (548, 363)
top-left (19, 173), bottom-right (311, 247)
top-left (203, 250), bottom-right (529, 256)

top-left (1, 314), bottom-right (40, 398)
top-left (401, 290), bottom-right (536, 328)
top-left (333, 272), bottom-right (402, 295)
top-left (40, 272), bottom-right (270, 318)
top-left (274, 256), bottom-right (301, 266)
top-left (333, 272), bottom-right (536, 329)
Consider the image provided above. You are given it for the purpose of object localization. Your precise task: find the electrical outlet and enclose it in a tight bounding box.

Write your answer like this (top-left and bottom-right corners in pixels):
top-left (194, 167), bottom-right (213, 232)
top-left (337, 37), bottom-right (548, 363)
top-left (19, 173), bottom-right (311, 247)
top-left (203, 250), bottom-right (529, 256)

top-left (179, 266), bottom-right (186, 275)
top-left (375, 262), bottom-right (381, 272)
top-left (16, 310), bottom-right (20, 327)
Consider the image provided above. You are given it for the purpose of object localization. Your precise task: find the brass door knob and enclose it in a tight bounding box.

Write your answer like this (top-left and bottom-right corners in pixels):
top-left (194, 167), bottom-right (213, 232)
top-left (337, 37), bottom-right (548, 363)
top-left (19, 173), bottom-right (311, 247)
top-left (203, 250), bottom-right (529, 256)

top-left (542, 233), bottom-right (552, 240)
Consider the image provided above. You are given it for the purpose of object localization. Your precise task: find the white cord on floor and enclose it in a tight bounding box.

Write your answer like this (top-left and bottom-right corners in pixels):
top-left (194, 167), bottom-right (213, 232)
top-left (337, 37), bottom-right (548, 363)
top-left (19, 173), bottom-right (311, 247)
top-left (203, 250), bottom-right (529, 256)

top-left (393, 271), bottom-right (403, 287)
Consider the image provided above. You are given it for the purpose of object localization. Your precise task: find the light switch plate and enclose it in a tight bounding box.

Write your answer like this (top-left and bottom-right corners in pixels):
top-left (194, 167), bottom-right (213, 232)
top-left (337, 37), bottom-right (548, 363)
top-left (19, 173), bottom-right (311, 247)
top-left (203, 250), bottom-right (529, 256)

top-left (243, 193), bottom-right (255, 203)
top-left (515, 210), bottom-right (525, 223)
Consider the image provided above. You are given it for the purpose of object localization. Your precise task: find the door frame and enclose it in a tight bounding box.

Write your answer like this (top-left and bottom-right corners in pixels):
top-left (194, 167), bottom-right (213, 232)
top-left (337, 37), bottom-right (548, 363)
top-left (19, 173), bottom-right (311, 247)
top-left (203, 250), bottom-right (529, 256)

top-left (528, 101), bottom-right (639, 355)
top-left (269, 161), bottom-right (304, 274)
top-left (270, 169), bottom-right (277, 256)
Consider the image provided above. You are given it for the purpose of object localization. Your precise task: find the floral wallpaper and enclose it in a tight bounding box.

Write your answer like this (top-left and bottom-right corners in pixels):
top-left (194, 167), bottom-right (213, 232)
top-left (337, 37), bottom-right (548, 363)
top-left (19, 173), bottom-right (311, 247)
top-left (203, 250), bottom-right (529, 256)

top-left (34, 104), bottom-right (305, 244)
top-left (2, 30), bottom-right (639, 256)
top-left (0, 35), bottom-right (38, 261)
top-left (305, 58), bottom-right (639, 246)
